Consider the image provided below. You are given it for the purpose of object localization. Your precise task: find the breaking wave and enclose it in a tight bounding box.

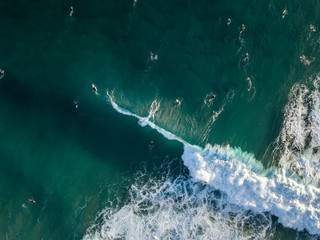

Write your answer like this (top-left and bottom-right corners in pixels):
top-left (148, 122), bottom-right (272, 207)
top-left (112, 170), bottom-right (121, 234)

top-left (83, 163), bottom-right (273, 240)
top-left (274, 76), bottom-right (320, 186)
top-left (84, 83), bottom-right (320, 238)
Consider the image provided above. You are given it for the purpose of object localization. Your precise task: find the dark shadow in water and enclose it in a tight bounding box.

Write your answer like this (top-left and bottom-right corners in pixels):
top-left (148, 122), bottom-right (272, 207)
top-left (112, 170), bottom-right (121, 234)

top-left (0, 74), bottom-right (184, 238)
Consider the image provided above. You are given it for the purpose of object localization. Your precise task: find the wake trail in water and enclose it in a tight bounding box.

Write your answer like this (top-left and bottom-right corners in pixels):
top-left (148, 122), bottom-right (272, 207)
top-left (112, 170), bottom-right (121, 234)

top-left (87, 88), bottom-right (320, 238)
top-left (201, 89), bottom-right (236, 144)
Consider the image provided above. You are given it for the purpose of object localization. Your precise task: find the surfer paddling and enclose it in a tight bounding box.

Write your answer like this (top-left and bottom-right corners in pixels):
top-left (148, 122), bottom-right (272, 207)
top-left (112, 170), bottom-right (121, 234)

top-left (149, 141), bottom-right (153, 150)
top-left (310, 24), bottom-right (316, 32)
top-left (213, 111), bottom-right (218, 117)
top-left (150, 51), bottom-right (158, 61)
top-left (209, 94), bottom-right (216, 102)
top-left (0, 69), bottom-right (4, 79)
top-left (70, 6), bottom-right (74, 16)
top-left (92, 84), bottom-right (98, 95)
top-left (74, 99), bottom-right (79, 109)
top-left (240, 24), bottom-right (245, 34)
top-left (28, 199), bottom-right (36, 204)
top-left (300, 55), bottom-right (310, 65)
top-left (282, 9), bottom-right (287, 19)
top-left (247, 77), bottom-right (252, 88)
top-left (242, 53), bottom-right (249, 62)
top-left (227, 18), bottom-right (231, 25)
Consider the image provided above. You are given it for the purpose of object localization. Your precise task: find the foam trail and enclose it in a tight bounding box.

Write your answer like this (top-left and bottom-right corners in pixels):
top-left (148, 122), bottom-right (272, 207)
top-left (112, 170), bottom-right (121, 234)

top-left (107, 91), bottom-right (185, 142)
top-left (103, 92), bottom-right (320, 235)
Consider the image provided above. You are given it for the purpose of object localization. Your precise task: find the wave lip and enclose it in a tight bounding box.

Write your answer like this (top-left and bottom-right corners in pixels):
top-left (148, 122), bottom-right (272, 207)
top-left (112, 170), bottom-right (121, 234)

top-left (183, 144), bottom-right (320, 234)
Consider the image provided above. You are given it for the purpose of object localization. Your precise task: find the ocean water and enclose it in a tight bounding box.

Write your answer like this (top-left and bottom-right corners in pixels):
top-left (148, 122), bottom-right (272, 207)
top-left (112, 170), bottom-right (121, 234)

top-left (1, 0), bottom-right (320, 239)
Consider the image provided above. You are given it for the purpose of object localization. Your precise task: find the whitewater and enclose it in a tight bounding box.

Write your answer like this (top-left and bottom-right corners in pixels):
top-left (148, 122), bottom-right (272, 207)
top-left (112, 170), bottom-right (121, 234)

top-left (84, 83), bottom-right (320, 239)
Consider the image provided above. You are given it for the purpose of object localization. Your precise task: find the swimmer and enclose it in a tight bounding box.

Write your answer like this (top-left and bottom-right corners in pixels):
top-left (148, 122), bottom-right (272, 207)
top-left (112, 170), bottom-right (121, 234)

top-left (0, 69), bottom-right (4, 79)
top-left (92, 84), bottom-right (98, 95)
top-left (227, 18), bottom-right (231, 25)
top-left (240, 24), bottom-right (245, 34)
top-left (28, 199), bottom-right (36, 204)
top-left (175, 99), bottom-right (181, 106)
top-left (300, 55), bottom-right (310, 64)
top-left (74, 99), bottom-right (79, 109)
top-left (150, 51), bottom-right (154, 61)
top-left (213, 111), bottom-right (218, 117)
top-left (242, 53), bottom-right (249, 61)
top-left (282, 9), bottom-right (287, 19)
top-left (70, 6), bottom-right (73, 16)
top-left (209, 94), bottom-right (216, 102)
top-left (247, 77), bottom-right (252, 88)
top-left (139, 119), bottom-right (143, 123)
top-left (310, 24), bottom-right (316, 32)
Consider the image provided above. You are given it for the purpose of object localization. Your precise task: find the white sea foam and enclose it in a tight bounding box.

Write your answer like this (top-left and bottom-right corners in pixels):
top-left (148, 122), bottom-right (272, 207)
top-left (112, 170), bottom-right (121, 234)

top-left (86, 90), bottom-right (320, 237)
top-left (274, 76), bottom-right (320, 186)
top-left (84, 175), bottom-right (273, 240)
top-left (183, 144), bottom-right (320, 234)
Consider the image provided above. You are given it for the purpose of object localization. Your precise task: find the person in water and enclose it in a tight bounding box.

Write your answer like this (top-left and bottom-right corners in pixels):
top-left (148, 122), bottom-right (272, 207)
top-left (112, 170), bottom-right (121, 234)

top-left (247, 77), bottom-right (252, 88)
top-left (282, 9), bottom-right (287, 18)
top-left (149, 141), bottom-right (153, 150)
top-left (150, 51), bottom-right (154, 61)
top-left (300, 55), bottom-right (310, 64)
top-left (209, 94), bottom-right (216, 102)
top-left (227, 18), bottom-right (231, 25)
top-left (310, 24), bottom-right (316, 32)
top-left (240, 24), bottom-right (245, 34)
top-left (28, 199), bottom-right (36, 204)
top-left (175, 99), bottom-right (181, 106)
top-left (0, 69), bottom-right (4, 79)
top-left (213, 111), bottom-right (218, 117)
top-left (70, 6), bottom-right (73, 16)
top-left (242, 53), bottom-right (249, 61)
top-left (92, 84), bottom-right (98, 94)
top-left (74, 99), bottom-right (79, 109)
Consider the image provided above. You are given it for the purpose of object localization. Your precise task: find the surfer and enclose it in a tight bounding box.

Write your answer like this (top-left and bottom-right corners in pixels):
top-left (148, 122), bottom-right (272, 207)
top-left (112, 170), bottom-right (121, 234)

top-left (74, 99), bottom-right (79, 109)
top-left (28, 199), bottom-right (36, 204)
top-left (175, 99), bottom-right (181, 106)
top-left (227, 18), bottom-right (231, 25)
top-left (209, 95), bottom-right (216, 102)
top-left (242, 53), bottom-right (249, 61)
top-left (92, 84), bottom-right (98, 95)
top-left (70, 6), bottom-right (74, 16)
top-left (310, 24), bottom-right (316, 32)
top-left (282, 9), bottom-right (287, 19)
top-left (247, 77), bottom-right (252, 88)
top-left (240, 24), bottom-right (245, 34)
top-left (300, 55), bottom-right (310, 64)
top-left (0, 69), bottom-right (4, 79)
top-left (150, 51), bottom-right (154, 61)
top-left (149, 141), bottom-right (153, 150)
top-left (213, 111), bottom-right (218, 117)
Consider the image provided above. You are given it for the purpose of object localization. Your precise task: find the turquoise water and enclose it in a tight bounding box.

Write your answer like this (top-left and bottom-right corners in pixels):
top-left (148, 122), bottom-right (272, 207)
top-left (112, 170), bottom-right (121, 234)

top-left (1, 0), bottom-right (320, 239)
